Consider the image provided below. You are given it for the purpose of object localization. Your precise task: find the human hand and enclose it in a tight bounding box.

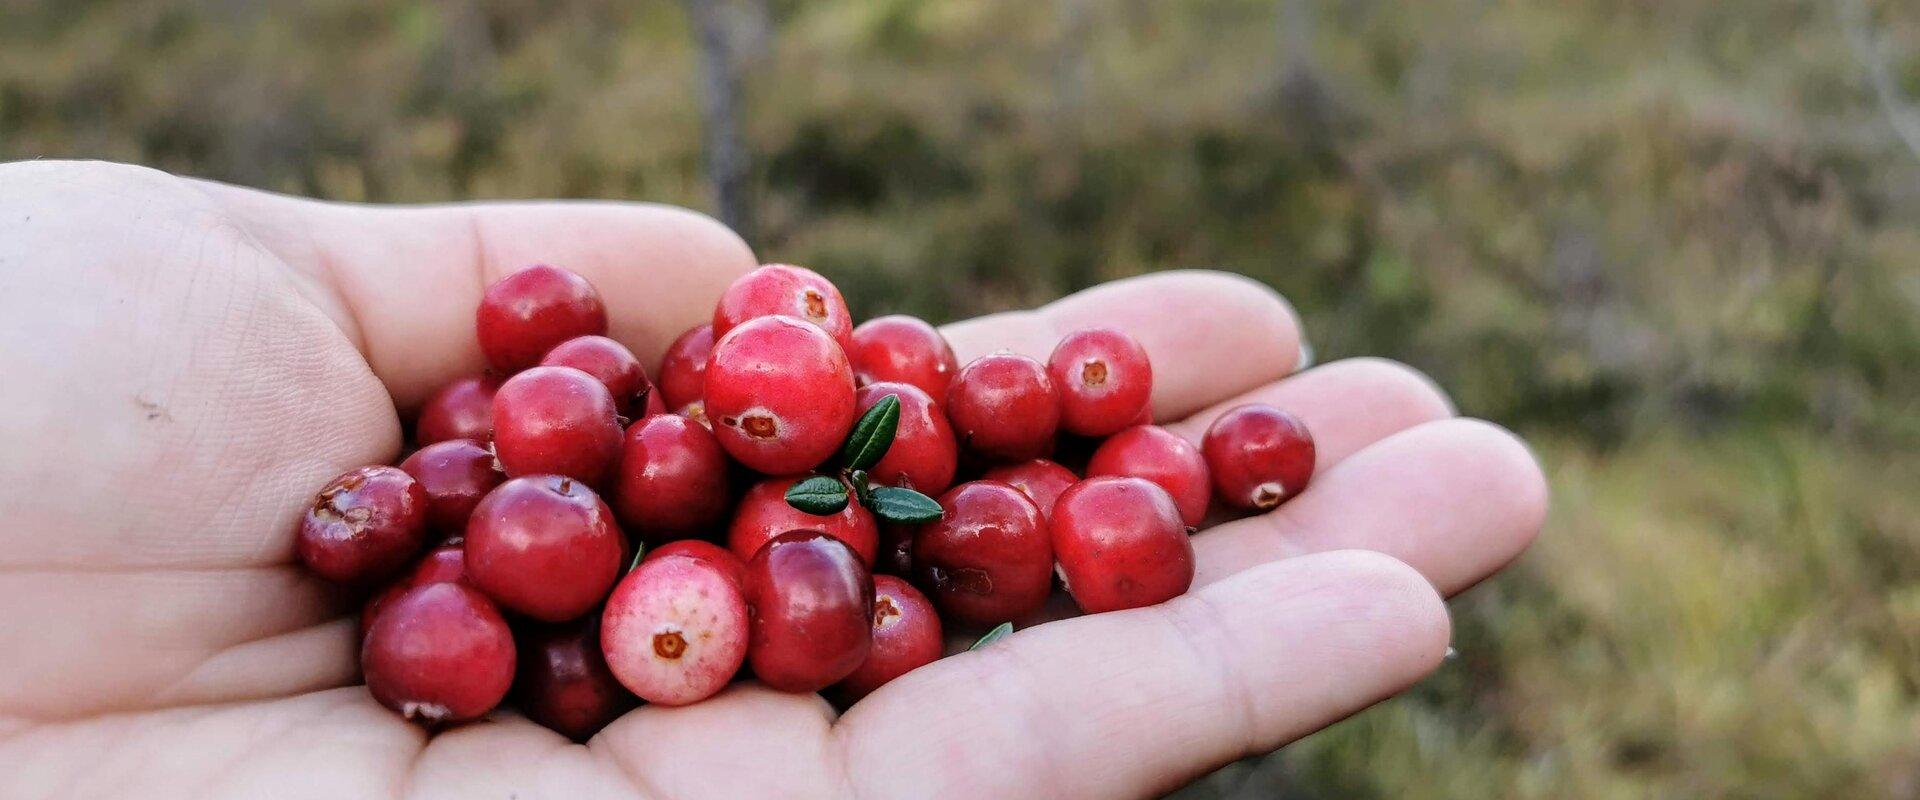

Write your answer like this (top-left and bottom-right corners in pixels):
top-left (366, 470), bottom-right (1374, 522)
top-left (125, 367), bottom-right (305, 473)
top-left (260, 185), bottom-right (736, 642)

top-left (0, 161), bottom-right (1546, 799)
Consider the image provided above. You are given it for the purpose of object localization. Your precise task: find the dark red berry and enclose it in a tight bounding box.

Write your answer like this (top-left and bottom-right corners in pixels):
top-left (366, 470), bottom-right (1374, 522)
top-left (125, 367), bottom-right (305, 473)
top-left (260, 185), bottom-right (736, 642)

top-left (465, 475), bottom-right (625, 622)
top-left (705, 316), bottom-right (857, 475)
top-left (476, 264), bottom-right (608, 372)
top-left (362, 583), bottom-right (516, 726)
top-left (540, 335), bottom-right (653, 416)
top-left (848, 315), bottom-right (958, 401)
top-left (727, 476), bottom-right (879, 566)
top-left (1047, 328), bottom-right (1153, 438)
top-left (416, 375), bottom-right (500, 446)
top-left (1085, 425), bottom-right (1210, 527)
top-left (912, 480), bottom-right (1052, 627)
top-left (979, 459), bottom-right (1078, 525)
top-left (1201, 404), bottom-right (1316, 511)
top-left (858, 382), bottom-right (958, 495)
top-left (1051, 477), bottom-right (1195, 613)
top-left (399, 439), bottom-right (504, 536)
top-left (296, 466), bottom-right (430, 584)
top-left (361, 543), bottom-right (468, 641)
top-left (875, 522), bottom-right (915, 578)
top-left (602, 553), bottom-right (750, 705)
top-left (834, 574), bottom-right (944, 703)
top-left (743, 531), bottom-right (874, 693)
top-left (643, 539), bottom-right (747, 589)
top-left (657, 323), bottom-right (714, 411)
top-left (490, 366), bottom-right (624, 484)
top-left (712, 264), bottom-right (854, 352)
top-left (613, 414), bottom-right (732, 545)
top-left (946, 352), bottom-right (1059, 462)
top-left (514, 616), bottom-right (639, 741)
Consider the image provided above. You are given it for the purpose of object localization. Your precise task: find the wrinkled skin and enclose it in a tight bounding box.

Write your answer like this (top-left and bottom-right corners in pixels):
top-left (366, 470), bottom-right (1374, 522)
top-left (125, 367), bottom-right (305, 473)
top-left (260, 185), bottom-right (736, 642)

top-left (0, 160), bottom-right (1548, 800)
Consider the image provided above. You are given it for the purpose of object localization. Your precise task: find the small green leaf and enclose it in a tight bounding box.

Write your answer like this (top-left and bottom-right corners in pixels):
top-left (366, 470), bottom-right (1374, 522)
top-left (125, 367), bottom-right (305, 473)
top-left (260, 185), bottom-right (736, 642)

top-left (786, 475), bottom-right (850, 515)
top-left (970, 622), bottom-right (1013, 651)
top-left (847, 469), bottom-right (874, 506)
top-left (869, 486), bottom-right (943, 525)
top-left (627, 541), bottom-right (647, 574)
top-left (840, 394), bottom-right (901, 471)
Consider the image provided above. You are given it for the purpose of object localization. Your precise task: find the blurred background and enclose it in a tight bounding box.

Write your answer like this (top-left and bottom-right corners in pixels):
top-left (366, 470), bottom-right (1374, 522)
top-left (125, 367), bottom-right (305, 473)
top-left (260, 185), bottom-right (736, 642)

top-left (4, 0), bottom-right (1918, 796)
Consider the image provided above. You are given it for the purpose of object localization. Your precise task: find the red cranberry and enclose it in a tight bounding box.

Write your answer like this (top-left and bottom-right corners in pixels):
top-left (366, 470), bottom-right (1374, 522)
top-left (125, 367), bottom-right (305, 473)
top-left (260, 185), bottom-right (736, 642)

top-left (743, 531), bottom-right (874, 693)
top-left (416, 375), bottom-right (500, 446)
top-left (834, 575), bottom-right (943, 702)
top-left (476, 264), bottom-right (608, 372)
top-left (296, 466), bottom-right (430, 584)
top-left (657, 323), bottom-right (714, 411)
top-left (490, 366), bottom-right (624, 484)
top-left (362, 583), bottom-right (515, 726)
top-left (642, 389), bottom-right (667, 418)
top-left (911, 480), bottom-right (1053, 627)
top-left (643, 539), bottom-right (747, 589)
top-left (361, 543), bottom-right (468, 640)
top-left (946, 352), bottom-right (1059, 462)
top-left (857, 382), bottom-right (958, 495)
top-left (704, 316), bottom-right (857, 475)
top-left (979, 459), bottom-right (1078, 525)
top-left (465, 475), bottom-right (625, 622)
top-left (875, 523), bottom-right (915, 578)
top-left (540, 335), bottom-right (653, 416)
top-left (1051, 476), bottom-right (1195, 613)
top-left (514, 616), bottom-right (638, 741)
top-left (1201, 404), bottom-right (1316, 511)
top-left (399, 439), bottom-right (504, 535)
top-left (613, 415), bottom-right (732, 545)
top-left (727, 476), bottom-right (879, 566)
top-left (1047, 328), bottom-right (1153, 438)
top-left (1085, 425), bottom-right (1210, 527)
top-left (712, 264), bottom-right (854, 351)
top-left (602, 552), bottom-right (750, 705)
top-left (847, 315), bottom-right (958, 401)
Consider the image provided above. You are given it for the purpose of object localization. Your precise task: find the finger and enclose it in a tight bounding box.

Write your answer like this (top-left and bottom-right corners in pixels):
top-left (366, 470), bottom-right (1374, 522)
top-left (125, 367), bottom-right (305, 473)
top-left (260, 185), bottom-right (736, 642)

top-left (191, 182), bottom-right (757, 406)
top-left (1165, 356), bottom-right (1455, 470)
top-left (839, 550), bottom-right (1450, 800)
top-left (1192, 418), bottom-right (1549, 595)
top-left (940, 270), bottom-right (1304, 421)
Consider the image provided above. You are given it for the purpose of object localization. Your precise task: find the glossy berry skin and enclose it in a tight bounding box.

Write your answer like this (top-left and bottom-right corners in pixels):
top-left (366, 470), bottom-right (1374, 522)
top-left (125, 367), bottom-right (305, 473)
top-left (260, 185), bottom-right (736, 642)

top-left (712, 264), bottom-right (854, 351)
top-left (643, 539), bottom-right (747, 589)
top-left (514, 617), bottom-right (638, 741)
top-left (858, 382), bottom-right (958, 495)
top-left (848, 315), bottom-right (958, 401)
top-left (296, 466), bottom-right (430, 584)
top-left (911, 481), bottom-right (1053, 627)
top-left (464, 475), bottom-right (625, 622)
top-left (704, 315), bottom-right (858, 475)
top-left (1051, 477), bottom-right (1195, 614)
top-left (946, 353), bottom-right (1059, 462)
top-left (1086, 425), bottom-right (1211, 527)
top-left (834, 574), bottom-right (944, 702)
top-left (1201, 404), bottom-right (1316, 511)
top-left (601, 554), bottom-right (750, 705)
top-left (416, 375), bottom-right (500, 446)
top-left (399, 440), bottom-right (504, 536)
top-left (980, 459), bottom-right (1078, 525)
top-left (476, 264), bottom-right (608, 372)
top-left (362, 583), bottom-right (516, 727)
top-left (361, 543), bottom-right (469, 640)
top-left (614, 415), bottom-right (732, 545)
top-left (657, 324), bottom-right (714, 411)
top-left (491, 366), bottom-right (624, 484)
top-left (540, 335), bottom-right (653, 416)
top-left (743, 531), bottom-right (874, 693)
top-left (1047, 328), bottom-right (1153, 438)
top-left (728, 476), bottom-right (879, 566)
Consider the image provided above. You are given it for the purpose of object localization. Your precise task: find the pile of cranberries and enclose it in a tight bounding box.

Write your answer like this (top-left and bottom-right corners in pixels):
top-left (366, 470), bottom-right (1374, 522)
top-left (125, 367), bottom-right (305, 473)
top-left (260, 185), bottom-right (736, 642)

top-left (298, 263), bottom-right (1316, 738)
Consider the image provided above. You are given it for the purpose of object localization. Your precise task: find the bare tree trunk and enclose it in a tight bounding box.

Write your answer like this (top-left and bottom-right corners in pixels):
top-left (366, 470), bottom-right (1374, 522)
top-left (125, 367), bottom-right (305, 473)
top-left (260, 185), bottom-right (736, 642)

top-left (683, 0), bottom-right (767, 246)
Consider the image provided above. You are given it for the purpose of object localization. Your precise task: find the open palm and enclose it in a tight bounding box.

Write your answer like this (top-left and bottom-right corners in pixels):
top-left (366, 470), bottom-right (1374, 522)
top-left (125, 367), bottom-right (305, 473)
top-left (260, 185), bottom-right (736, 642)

top-left (0, 161), bottom-right (1546, 799)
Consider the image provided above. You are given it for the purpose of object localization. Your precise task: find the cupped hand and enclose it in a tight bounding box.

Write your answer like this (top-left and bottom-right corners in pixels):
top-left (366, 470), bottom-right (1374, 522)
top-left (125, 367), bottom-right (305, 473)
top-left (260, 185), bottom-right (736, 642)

top-left (0, 161), bottom-right (1547, 799)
